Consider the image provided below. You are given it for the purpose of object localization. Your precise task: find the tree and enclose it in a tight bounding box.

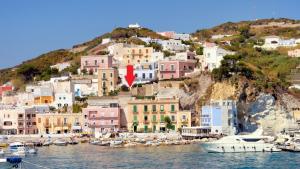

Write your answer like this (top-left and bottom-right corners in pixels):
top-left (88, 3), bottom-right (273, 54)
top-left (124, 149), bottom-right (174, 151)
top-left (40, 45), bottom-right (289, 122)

top-left (164, 116), bottom-right (174, 130)
top-left (17, 64), bottom-right (40, 81)
top-left (196, 46), bottom-right (204, 55)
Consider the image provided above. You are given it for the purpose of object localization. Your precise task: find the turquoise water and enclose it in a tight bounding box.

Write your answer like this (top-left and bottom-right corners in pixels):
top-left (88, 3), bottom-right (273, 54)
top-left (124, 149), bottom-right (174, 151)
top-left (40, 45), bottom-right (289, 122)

top-left (3, 144), bottom-right (300, 169)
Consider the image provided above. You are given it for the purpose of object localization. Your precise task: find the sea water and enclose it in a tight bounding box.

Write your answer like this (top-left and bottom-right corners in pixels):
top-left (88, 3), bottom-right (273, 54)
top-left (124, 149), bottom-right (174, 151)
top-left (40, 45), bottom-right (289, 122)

top-left (6, 144), bottom-right (300, 169)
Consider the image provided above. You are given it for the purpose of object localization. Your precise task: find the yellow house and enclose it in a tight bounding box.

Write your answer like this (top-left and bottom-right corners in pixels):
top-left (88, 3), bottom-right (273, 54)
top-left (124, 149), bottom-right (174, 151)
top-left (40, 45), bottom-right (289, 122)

top-left (36, 113), bottom-right (83, 134)
top-left (34, 96), bottom-right (54, 104)
top-left (127, 97), bottom-right (191, 132)
top-left (176, 110), bottom-right (192, 129)
top-left (98, 68), bottom-right (118, 96)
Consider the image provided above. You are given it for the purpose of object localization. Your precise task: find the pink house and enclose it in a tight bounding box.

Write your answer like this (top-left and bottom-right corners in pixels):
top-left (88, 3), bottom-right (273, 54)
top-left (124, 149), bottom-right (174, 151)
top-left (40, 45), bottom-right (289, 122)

top-left (80, 55), bottom-right (113, 74)
top-left (82, 98), bottom-right (120, 133)
top-left (0, 85), bottom-right (13, 97)
top-left (158, 59), bottom-right (196, 80)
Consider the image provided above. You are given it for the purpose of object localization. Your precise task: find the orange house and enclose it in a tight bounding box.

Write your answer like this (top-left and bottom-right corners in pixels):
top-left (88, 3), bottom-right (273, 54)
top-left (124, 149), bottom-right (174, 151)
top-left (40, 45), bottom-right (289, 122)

top-left (34, 96), bottom-right (54, 104)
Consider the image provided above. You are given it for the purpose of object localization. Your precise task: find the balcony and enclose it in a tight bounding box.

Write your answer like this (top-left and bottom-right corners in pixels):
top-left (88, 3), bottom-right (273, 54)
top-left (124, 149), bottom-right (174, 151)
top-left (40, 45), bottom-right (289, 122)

top-left (133, 111), bottom-right (138, 114)
top-left (160, 110), bottom-right (165, 114)
top-left (43, 124), bottom-right (51, 128)
top-left (160, 69), bottom-right (176, 72)
top-left (181, 118), bottom-right (189, 123)
top-left (143, 111), bottom-right (149, 114)
top-left (152, 120), bottom-right (157, 123)
top-left (143, 120), bottom-right (149, 124)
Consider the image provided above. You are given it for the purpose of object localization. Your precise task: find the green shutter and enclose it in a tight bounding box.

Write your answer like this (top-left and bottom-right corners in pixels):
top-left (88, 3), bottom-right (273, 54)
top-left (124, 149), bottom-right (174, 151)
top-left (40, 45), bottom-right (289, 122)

top-left (152, 105), bottom-right (156, 112)
top-left (160, 115), bottom-right (164, 122)
top-left (152, 115), bottom-right (156, 122)
top-left (171, 105), bottom-right (175, 112)
top-left (160, 105), bottom-right (164, 112)
top-left (133, 105), bottom-right (137, 113)
top-left (134, 115), bottom-right (137, 122)
top-left (144, 105), bottom-right (148, 112)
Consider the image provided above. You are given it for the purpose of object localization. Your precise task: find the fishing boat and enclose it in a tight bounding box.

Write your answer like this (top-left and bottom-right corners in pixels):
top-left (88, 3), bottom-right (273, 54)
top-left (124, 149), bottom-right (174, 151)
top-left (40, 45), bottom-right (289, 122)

top-left (201, 128), bottom-right (281, 153)
top-left (9, 142), bottom-right (26, 156)
top-left (90, 140), bottom-right (101, 145)
top-left (98, 141), bottom-right (110, 146)
top-left (53, 139), bottom-right (68, 146)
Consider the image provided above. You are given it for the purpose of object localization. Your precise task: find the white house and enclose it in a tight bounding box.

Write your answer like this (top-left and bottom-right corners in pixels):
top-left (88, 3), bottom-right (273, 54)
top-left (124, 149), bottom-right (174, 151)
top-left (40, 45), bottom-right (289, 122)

top-left (50, 62), bottom-right (70, 72)
top-left (258, 36), bottom-right (297, 50)
top-left (101, 38), bottom-right (112, 44)
top-left (151, 52), bottom-right (164, 63)
top-left (159, 39), bottom-right (186, 51)
top-left (202, 43), bottom-right (235, 71)
top-left (173, 33), bottom-right (191, 41)
top-left (72, 78), bottom-right (98, 97)
top-left (53, 93), bottom-right (74, 108)
top-left (128, 23), bottom-right (141, 29)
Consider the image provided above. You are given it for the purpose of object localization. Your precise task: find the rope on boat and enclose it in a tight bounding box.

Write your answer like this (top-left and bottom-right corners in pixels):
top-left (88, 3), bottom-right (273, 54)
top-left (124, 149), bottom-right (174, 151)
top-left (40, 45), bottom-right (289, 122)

top-left (22, 160), bottom-right (50, 169)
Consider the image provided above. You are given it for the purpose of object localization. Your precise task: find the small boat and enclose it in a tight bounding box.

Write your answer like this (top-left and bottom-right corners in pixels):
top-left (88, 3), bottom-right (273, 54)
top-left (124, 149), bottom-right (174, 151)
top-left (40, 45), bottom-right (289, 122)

top-left (9, 142), bottom-right (26, 156)
top-left (145, 141), bottom-right (153, 146)
top-left (43, 140), bottom-right (52, 146)
top-left (110, 140), bottom-right (123, 147)
top-left (201, 128), bottom-right (281, 153)
top-left (0, 149), bottom-right (4, 155)
top-left (0, 157), bottom-right (22, 168)
top-left (27, 148), bottom-right (38, 154)
top-left (98, 141), bottom-right (110, 146)
top-left (0, 143), bottom-right (8, 148)
top-left (53, 139), bottom-right (68, 146)
top-left (33, 141), bottom-right (43, 147)
top-left (90, 140), bottom-right (101, 145)
top-left (69, 140), bottom-right (79, 145)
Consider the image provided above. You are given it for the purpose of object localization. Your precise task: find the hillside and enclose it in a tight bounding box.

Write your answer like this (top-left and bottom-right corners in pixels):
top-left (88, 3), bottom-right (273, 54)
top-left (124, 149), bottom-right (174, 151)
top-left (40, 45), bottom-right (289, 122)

top-left (0, 27), bottom-right (166, 89)
top-left (1, 18), bottom-right (300, 93)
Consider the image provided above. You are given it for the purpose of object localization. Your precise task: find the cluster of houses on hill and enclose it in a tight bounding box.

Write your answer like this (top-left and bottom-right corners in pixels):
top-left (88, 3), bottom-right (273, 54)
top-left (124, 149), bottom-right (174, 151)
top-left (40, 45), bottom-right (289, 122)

top-left (0, 26), bottom-right (250, 137)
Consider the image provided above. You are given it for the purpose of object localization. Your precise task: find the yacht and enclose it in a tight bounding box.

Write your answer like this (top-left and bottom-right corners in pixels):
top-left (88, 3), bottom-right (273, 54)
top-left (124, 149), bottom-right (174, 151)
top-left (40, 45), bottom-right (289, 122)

top-left (9, 142), bottom-right (26, 156)
top-left (201, 128), bottom-right (281, 153)
top-left (53, 139), bottom-right (68, 146)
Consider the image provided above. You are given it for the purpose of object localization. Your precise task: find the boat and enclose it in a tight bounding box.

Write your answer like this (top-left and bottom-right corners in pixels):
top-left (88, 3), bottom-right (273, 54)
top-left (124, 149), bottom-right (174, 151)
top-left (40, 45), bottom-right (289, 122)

top-left (110, 140), bottom-right (123, 147)
top-left (0, 157), bottom-right (22, 168)
top-left (53, 139), bottom-right (68, 146)
top-left (278, 138), bottom-right (300, 152)
top-left (9, 142), bottom-right (26, 156)
top-left (98, 141), bottom-right (110, 146)
top-left (90, 140), bottom-right (101, 145)
top-left (201, 128), bottom-right (281, 153)
top-left (27, 148), bottom-right (38, 154)
top-left (0, 149), bottom-right (4, 155)
top-left (43, 140), bottom-right (52, 146)
top-left (69, 139), bottom-right (79, 145)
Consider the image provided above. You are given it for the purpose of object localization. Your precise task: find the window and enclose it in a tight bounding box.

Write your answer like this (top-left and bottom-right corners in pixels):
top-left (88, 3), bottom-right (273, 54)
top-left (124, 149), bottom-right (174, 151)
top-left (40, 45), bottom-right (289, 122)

top-left (135, 74), bottom-right (138, 77)
top-left (152, 105), bottom-right (156, 112)
top-left (18, 114), bottom-right (23, 118)
top-left (171, 64), bottom-right (175, 71)
top-left (85, 61), bottom-right (88, 65)
top-left (94, 60), bottom-right (97, 65)
top-left (144, 115), bottom-right (148, 121)
top-left (182, 115), bottom-right (186, 120)
top-left (110, 73), bottom-right (113, 77)
top-left (160, 105), bottom-right (164, 112)
top-left (38, 118), bottom-right (41, 123)
top-left (144, 105), bottom-right (148, 112)
top-left (139, 49), bottom-right (142, 53)
top-left (160, 64), bottom-right (164, 71)
top-left (142, 73), bottom-right (146, 79)
top-left (101, 59), bottom-right (104, 63)
top-left (133, 105), bottom-right (137, 113)
top-left (152, 115), bottom-right (156, 122)
top-left (102, 73), bottom-right (106, 79)
top-left (160, 115), bottom-right (164, 122)
top-left (171, 105), bottom-right (175, 112)
top-left (146, 49), bottom-right (148, 53)
top-left (110, 81), bottom-right (113, 86)
top-left (171, 115), bottom-right (175, 122)
top-left (149, 73), bottom-right (152, 79)
top-left (134, 115), bottom-right (138, 122)
top-left (59, 97), bottom-right (62, 100)
top-left (111, 120), bottom-right (113, 124)
top-left (32, 114), bottom-right (36, 117)
top-left (32, 122), bottom-right (36, 125)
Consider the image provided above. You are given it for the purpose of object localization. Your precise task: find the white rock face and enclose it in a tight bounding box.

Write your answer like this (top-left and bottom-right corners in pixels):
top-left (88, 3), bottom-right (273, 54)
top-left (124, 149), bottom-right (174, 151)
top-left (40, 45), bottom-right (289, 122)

top-left (244, 93), bottom-right (297, 135)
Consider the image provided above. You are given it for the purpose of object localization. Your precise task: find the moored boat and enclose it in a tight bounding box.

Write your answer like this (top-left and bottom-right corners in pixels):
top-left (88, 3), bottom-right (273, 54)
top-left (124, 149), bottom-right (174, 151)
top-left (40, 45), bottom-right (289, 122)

top-left (9, 142), bottom-right (26, 156)
top-left (53, 139), bottom-right (68, 146)
top-left (201, 129), bottom-right (281, 153)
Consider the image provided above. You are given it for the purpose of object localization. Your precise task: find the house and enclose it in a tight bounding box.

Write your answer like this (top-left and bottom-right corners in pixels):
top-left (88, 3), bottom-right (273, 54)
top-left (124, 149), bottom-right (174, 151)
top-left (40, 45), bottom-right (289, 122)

top-left (127, 96), bottom-right (187, 132)
top-left (151, 52), bottom-right (164, 62)
top-left (0, 84), bottom-right (13, 98)
top-left (80, 55), bottom-right (113, 75)
top-left (36, 112), bottom-right (83, 134)
top-left (128, 23), bottom-right (141, 29)
top-left (1, 92), bottom-right (35, 106)
top-left (82, 98), bottom-right (121, 134)
top-left (202, 43), bottom-right (235, 71)
top-left (97, 55), bottom-right (118, 96)
top-left (173, 33), bottom-right (191, 41)
top-left (171, 51), bottom-right (196, 60)
top-left (26, 83), bottom-right (54, 105)
top-left (159, 39), bottom-right (186, 51)
top-left (0, 106), bottom-right (38, 135)
top-left (288, 49), bottom-right (300, 57)
top-left (134, 62), bottom-right (158, 84)
top-left (158, 58), bottom-right (196, 80)
top-left (52, 80), bottom-right (74, 109)
top-left (50, 62), bottom-right (70, 72)
top-left (200, 100), bottom-right (238, 135)
top-left (72, 77), bottom-right (98, 97)
top-left (258, 36), bottom-right (297, 50)
top-left (101, 38), bottom-right (112, 44)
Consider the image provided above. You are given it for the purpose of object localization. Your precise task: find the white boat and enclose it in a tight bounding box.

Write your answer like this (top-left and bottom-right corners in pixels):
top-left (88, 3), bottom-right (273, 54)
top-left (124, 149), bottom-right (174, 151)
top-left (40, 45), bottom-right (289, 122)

top-left (9, 142), bottom-right (26, 156)
top-left (53, 139), bottom-right (68, 146)
top-left (201, 128), bottom-right (281, 153)
top-left (90, 140), bottom-right (101, 145)
top-left (43, 140), bottom-right (52, 146)
top-left (27, 148), bottom-right (38, 154)
top-left (0, 149), bottom-right (4, 155)
top-left (110, 140), bottom-right (123, 147)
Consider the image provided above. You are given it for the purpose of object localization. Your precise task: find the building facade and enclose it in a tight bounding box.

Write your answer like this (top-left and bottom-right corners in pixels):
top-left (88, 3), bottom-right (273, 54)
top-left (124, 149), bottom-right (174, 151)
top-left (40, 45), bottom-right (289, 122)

top-left (127, 97), bottom-right (182, 132)
top-left (82, 98), bottom-right (121, 134)
top-left (200, 100), bottom-right (238, 135)
top-left (36, 113), bottom-right (83, 134)
top-left (98, 68), bottom-right (118, 96)
top-left (80, 55), bottom-right (113, 75)
top-left (158, 59), bottom-right (196, 80)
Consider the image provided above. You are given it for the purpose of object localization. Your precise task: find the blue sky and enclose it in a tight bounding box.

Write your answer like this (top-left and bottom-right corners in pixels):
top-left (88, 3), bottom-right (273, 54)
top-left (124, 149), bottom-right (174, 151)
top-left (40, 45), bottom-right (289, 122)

top-left (0, 0), bottom-right (300, 69)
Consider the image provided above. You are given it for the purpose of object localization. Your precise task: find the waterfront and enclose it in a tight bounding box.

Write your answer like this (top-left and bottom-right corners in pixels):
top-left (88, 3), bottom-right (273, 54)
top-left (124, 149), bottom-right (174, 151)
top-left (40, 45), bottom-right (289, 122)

top-left (2, 144), bottom-right (300, 169)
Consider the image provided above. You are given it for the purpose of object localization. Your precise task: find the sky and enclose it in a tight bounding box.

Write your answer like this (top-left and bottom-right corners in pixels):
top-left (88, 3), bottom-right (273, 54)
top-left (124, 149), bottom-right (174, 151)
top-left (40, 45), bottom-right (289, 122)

top-left (0, 0), bottom-right (300, 69)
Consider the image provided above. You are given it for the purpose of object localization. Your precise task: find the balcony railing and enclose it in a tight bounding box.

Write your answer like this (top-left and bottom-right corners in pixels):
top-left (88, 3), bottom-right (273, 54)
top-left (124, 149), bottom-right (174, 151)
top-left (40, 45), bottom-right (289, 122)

top-left (143, 120), bottom-right (149, 124)
top-left (160, 69), bottom-right (176, 72)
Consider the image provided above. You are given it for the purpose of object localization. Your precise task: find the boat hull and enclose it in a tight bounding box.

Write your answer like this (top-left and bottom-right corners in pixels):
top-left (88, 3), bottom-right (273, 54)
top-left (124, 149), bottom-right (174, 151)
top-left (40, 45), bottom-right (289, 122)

top-left (201, 143), bottom-right (281, 153)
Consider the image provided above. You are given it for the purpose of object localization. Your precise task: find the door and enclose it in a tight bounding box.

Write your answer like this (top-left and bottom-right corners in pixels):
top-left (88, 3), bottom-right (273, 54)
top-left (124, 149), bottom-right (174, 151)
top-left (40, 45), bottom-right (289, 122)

top-left (144, 125), bottom-right (148, 133)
